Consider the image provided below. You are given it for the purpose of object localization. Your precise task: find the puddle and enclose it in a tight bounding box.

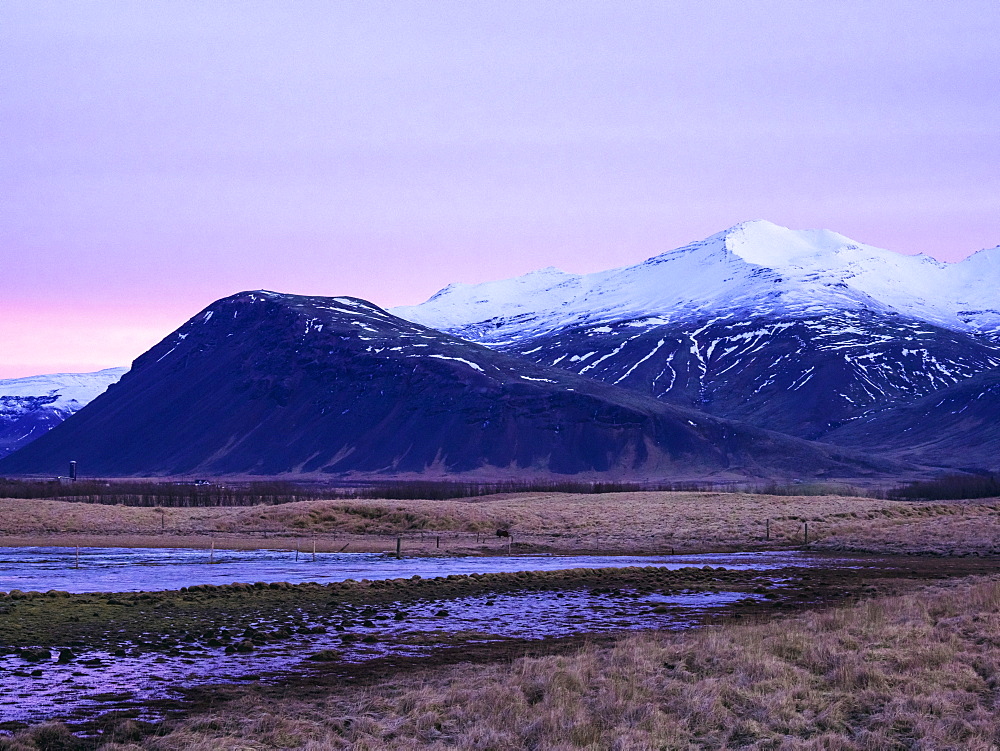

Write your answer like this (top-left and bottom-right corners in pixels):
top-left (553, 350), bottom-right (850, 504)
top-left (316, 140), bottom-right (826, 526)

top-left (0, 547), bottom-right (837, 594)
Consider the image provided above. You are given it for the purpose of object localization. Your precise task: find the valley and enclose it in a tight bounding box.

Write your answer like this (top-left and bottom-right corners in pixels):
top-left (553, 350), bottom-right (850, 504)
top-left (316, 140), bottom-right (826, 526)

top-left (6, 2), bottom-right (997, 746)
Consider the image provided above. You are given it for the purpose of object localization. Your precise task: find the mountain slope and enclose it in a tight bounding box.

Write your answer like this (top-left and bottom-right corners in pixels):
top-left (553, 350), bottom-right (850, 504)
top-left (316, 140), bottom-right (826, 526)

top-left (825, 368), bottom-right (1000, 472)
top-left (0, 368), bottom-right (127, 458)
top-left (393, 221), bottom-right (1000, 439)
top-left (503, 312), bottom-right (1000, 439)
top-left (0, 291), bottom-right (895, 480)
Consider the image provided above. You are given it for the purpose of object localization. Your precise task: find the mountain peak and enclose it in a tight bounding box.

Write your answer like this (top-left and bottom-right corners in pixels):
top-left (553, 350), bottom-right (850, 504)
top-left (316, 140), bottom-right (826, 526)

top-left (716, 220), bottom-right (860, 267)
top-left (719, 218), bottom-right (789, 236)
top-left (0, 367), bottom-right (128, 458)
top-left (392, 222), bottom-right (1000, 343)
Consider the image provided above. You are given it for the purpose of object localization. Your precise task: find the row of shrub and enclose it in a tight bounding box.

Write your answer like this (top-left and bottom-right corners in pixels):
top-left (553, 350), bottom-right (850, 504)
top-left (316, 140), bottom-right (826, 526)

top-left (885, 473), bottom-right (1000, 501)
top-left (353, 479), bottom-right (713, 501)
top-left (0, 478), bottom-right (320, 507)
top-left (747, 482), bottom-right (870, 497)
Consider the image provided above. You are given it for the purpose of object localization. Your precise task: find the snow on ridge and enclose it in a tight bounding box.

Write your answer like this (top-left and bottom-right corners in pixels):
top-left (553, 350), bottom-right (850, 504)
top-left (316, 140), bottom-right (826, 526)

top-left (0, 367), bottom-right (128, 414)
top-left (391, 220), bottom-right (1000, 344)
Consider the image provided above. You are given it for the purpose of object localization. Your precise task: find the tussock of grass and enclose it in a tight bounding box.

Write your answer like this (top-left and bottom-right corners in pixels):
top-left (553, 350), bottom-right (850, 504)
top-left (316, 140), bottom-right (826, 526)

top-left (66, 575), bottom-right (999, 749)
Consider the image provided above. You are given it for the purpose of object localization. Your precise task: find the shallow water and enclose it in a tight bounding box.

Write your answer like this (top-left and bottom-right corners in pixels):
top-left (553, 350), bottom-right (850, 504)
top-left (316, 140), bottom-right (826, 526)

top-left (0, 548), bottom-right (861, 727)
top-left (0, 586), bottom-right (763, 726)
top-left (0, 547), bottom-right (835, 594)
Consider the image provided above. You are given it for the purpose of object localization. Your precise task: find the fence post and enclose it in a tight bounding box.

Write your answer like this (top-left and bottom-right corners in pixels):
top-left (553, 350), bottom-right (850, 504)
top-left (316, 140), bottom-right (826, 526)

top-left (396, 536), bottom-right (402, 559)
top-left (804, 522), bottom-right (808, 545)
top-left (766, 519), bottom-right (770, 541)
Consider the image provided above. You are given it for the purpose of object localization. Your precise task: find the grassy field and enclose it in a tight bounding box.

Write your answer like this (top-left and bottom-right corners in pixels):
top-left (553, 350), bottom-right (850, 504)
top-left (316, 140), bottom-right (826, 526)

top-left (157, 575), bottom-right (1000, 750)
top-left (3, 491), bottom-right (1000, 749)
top-left (1, 491), bottom-right (999, 556)
top-left (9, 573), bottom-right (998, 750)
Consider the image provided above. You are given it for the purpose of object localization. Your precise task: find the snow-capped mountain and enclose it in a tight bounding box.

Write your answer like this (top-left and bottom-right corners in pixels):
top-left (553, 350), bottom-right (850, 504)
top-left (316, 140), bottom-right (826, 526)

top-left (0, 367), bottom-right (127, 458)
top-left (393, 220), bottom-right (1000, 344)
top-left (0, 291), bottom-right (895, 480)
top-left (392, 221), bottom-right (1000, 441)
top-left (503, 312), bottom-right (1000, 440)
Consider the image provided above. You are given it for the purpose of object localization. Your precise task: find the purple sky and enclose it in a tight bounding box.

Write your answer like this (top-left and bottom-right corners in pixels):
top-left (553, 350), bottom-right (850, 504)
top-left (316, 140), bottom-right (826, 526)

top-left (2, 1), bottom-right (999, 378)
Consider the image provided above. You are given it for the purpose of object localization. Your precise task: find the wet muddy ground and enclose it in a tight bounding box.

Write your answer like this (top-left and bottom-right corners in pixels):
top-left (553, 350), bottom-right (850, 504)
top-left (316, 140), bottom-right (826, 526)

top-left (2, 552), bottom-right (999, 739)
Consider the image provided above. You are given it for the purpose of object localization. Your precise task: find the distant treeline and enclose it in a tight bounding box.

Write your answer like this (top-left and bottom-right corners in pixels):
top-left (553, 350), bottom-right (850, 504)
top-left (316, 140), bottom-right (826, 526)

top-left (352, 479), bottom-right (711, 501)
top-left (885, 473), bottom-right (1000, 502)
top-left (2, 475), bottom-right (997, 505)
top-left (748, 482), bottom-right (870, 498)
top-left (0, 477), bottom-right (711, 506)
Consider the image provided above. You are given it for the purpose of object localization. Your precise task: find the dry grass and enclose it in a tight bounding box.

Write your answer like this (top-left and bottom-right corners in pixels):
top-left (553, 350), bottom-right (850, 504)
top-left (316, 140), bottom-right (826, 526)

top-left (2, 492), bottom-right (999, 556)
top-left (49, 574), bottom-right (997, 750)
top-left (4, 492), bottom-right (1000, 748)
top-left (812, 502), bottom-right (1000, 556)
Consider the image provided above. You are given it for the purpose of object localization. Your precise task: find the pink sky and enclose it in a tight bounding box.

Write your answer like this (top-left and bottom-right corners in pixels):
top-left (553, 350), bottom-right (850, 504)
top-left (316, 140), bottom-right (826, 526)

top-left (2, 1), bottom-right (999, 378)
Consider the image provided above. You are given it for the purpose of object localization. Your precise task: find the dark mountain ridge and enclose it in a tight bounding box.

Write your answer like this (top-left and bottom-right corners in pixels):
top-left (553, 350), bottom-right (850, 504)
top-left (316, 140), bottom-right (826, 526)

top-left (0, 291), bottom-right (899, 480)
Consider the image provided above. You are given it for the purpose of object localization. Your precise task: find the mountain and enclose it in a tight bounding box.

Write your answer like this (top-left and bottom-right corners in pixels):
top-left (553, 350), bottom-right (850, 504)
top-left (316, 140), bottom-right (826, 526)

top-left (825, 368), bottom-right (1000, 472)
top-left (0, 291), bottom-right (895, 480)
top-left (393, 221), bottom-right (1000, 438)
top-left (499, 312), bottom-right (1000, 440)
top-left (0, 368), bottom-right (127, 459)
top-left (394, 220), bottom-right (1000, 343)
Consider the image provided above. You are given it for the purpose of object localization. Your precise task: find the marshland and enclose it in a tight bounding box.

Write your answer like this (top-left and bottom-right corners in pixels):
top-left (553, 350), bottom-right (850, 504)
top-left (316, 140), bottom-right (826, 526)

top-left (1, 486), bottom-right (999, 749)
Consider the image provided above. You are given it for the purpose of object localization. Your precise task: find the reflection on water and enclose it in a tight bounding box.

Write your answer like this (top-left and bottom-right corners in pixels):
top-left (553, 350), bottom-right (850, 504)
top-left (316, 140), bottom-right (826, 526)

top-left (0, 585), bottom-right (764, 726)
top-left (0, 547), bottom-right (832, 594)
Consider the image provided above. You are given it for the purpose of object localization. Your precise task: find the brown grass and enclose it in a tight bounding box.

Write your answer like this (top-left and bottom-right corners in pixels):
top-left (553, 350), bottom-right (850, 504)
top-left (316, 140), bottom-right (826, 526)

top-left (37, 574), bottom-right (991, 749)
top-left (2, 492), bottom-right (999, 556)
top-left (812, 502), bottom-right (1000, 556)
